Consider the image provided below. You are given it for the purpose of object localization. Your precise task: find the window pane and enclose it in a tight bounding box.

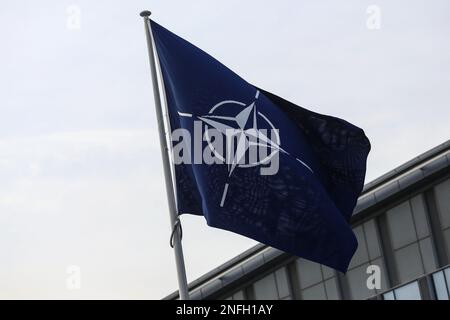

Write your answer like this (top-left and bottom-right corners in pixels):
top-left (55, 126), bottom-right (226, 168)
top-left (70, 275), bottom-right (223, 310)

top-left (394, 281), bottom-right (421, 300)
top-left (349, 226), bottom-right (369, 268)
top-left (445, 268), bottom-right (450, 292)
top-left (434, 179), bottom-right (450, 229)
top-left (432, 271), bottom-right (449, 300)
top-left (253, 273), bottom-right (278, 300)
top-left (364, 219), bottom-right (382, 259)
top-left (383, 291), bottom-right (395, 300)
top-left (395, 243), bottom-right (424, 283)
top-left (387, 201), bottom-right (417, 249)
top-left (296, 259), bottom-right (322, 289)
top-left (275, 267), bottom-right (290, 299)
top-left (301, 283), bottom-right (326, 300)
top-left (419, 238), bottom-right (437, 273)
top-left (232, 290), bottom-right (245, 300)
top-left (444, 229), bottom-right (450, 258)
top-left (346, 263), bottom-right (373, 299)
top-left (324, 278), bottom-right (340, 300)
top-left (410, 194), bottom-right (430, 238)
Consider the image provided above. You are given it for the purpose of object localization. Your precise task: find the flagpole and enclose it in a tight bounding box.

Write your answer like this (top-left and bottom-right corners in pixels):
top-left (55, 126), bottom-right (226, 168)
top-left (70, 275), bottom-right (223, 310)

top-left (140, 10), bottom-right (190, 300)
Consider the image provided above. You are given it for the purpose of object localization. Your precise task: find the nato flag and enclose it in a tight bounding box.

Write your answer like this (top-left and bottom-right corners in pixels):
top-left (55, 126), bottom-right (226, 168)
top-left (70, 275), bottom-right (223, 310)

top-left (150, 20), bottom-right (370, 272)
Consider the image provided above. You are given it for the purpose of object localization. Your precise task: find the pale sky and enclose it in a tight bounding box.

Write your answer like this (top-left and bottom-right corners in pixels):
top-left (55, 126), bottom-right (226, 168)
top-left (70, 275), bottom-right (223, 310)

top-left (1, 0), bottom-right (449, 299)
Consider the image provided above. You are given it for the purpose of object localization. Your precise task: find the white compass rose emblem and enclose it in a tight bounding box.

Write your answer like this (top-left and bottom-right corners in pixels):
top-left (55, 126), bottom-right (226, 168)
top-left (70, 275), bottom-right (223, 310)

top-left (199, 90), bottom-right (285, 176)
top-left (177, 89), bottom-right (313, 207)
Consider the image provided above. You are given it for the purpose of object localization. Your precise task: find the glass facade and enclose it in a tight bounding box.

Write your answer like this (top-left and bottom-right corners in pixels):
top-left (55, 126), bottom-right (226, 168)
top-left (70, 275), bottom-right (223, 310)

top-left (434, 179), bottom-right (450, 257)
top-left (225, 290), bottom-right (245, 300)
top-left (343, 219), bottom-right (388, 299)
top-left (380, 266), bottom-right (450, 300)
top-left (432, 267), bottom-right (450, 300)
top-left (252, 266), bottom-right (292, 300)
top-left (215, 177), bottom-right (450, 301)
top-left (383, 281), bottom-right (421, 300)
top-left (295, 259), bottom-right (340, 300)
top-left (386, 195), bottom-right (438, 283)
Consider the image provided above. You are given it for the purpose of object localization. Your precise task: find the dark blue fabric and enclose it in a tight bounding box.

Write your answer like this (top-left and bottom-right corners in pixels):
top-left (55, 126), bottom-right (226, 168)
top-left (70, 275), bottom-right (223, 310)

top-left (150, 20), bottom-right (371, 272)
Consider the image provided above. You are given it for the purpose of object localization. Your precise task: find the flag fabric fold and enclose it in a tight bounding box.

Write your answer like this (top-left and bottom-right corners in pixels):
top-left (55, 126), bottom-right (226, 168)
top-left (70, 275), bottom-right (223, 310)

top-left (150, 20), bottom-right (371, 272)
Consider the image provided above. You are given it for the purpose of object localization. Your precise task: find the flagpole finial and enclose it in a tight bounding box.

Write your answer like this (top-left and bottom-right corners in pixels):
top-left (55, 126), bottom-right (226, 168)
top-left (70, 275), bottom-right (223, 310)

top-left (140, 10), bottom-right (151, 18)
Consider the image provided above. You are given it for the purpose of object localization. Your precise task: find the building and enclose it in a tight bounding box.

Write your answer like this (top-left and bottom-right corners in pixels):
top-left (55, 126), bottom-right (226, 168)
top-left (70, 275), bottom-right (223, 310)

top-left (164, 140), bottom-right (450, 300)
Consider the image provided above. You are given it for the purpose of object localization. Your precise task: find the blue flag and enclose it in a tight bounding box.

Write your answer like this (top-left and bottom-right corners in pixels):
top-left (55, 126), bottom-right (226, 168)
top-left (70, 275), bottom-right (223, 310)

top-left (150, 20), bottom-right (370, 272)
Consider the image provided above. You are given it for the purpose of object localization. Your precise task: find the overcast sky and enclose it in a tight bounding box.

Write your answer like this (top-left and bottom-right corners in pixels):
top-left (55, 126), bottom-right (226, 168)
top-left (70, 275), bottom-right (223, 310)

top-left (1, 0), bottom-right (449, 299)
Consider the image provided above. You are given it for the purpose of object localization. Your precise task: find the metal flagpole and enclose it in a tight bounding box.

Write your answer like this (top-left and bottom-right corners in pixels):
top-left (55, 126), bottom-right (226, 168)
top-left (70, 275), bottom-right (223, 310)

top-left (140, 10), bottom-right (190, 300)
